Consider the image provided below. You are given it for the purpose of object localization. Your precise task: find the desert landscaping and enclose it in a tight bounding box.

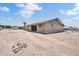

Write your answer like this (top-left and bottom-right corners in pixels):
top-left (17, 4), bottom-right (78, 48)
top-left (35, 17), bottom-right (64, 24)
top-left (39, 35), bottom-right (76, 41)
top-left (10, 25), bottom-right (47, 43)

top-left (0, 29), bottom-right (79, 56)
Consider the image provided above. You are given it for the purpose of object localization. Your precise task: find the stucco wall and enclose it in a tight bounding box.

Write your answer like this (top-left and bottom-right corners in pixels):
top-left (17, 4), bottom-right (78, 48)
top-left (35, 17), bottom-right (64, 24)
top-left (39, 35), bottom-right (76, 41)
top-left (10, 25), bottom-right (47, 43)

top-left (37, 24), bottom-right (45, 33)
top-left (24, 20), bottom-right (64, 33)
top-left (24, 25), bottom-right (31, 31)
top-left (37, 20), bottom-right (64, 33)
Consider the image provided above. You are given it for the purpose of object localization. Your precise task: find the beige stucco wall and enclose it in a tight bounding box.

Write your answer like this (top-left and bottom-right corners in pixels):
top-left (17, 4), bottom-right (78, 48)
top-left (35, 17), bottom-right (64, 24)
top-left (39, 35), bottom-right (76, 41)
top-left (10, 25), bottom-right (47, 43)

top-left (0, 27), bottom-right (2, 30)
top-left (24, 25), bottom-right (31, 31)
top-left (24, 20), bottom-right (64, 33)
top-left (37, 24), bottom-right (45, 33)
top-left (37, 20), bottom-right (64, 33)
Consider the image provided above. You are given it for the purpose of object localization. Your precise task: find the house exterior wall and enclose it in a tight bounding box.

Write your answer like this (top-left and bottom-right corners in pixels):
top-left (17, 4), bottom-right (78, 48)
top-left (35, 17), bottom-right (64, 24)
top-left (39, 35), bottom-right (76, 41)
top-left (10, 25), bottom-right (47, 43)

top-left (24, 20), bottom-right (64, 33)
top-left (37, 20), bottom-right (64, 33)
top-left (0, 27), bottom-right (2, 30)
top-left (37, 24), bottom-right (45, 33)
top-left (24, 25), bottom-right (31, 31)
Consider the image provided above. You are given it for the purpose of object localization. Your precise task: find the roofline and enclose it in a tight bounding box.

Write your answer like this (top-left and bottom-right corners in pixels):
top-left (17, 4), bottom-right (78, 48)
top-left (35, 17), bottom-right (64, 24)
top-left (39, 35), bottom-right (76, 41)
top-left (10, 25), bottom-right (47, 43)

top-left (55, 18), bottom-right (64, 26)
top-left (26, 17), bottom-right (64, 26)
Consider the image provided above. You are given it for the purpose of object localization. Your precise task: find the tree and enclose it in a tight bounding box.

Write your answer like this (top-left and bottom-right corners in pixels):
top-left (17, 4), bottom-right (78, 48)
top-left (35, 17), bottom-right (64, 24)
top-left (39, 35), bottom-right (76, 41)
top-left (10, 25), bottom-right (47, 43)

top-left (5, 25), bottom-right (11, 29)
top-left (74, 27), bottom-right (79, 32)
top-left (68, 26), bottom-right (79, 32)
top-left (23, 22), bottom-right (26, 26)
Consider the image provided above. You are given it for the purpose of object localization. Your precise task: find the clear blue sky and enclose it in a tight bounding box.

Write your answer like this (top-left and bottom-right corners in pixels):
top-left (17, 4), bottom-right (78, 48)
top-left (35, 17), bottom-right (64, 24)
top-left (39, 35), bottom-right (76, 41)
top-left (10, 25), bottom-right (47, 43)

top-left (0, 3), bottom-right (79, 27)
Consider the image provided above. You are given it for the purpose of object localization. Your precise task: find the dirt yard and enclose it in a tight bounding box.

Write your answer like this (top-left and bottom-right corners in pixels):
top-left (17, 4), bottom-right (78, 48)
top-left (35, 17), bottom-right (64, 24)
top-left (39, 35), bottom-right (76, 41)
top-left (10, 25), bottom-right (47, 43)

top-left (0, 29), bottom-right (79, 56)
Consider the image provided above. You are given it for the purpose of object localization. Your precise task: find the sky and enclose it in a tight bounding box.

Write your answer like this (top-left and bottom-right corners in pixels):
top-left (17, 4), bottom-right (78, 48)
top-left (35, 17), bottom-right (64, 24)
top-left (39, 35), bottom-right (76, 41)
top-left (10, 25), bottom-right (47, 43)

top-left (0, 3), bottom-right (79, 27)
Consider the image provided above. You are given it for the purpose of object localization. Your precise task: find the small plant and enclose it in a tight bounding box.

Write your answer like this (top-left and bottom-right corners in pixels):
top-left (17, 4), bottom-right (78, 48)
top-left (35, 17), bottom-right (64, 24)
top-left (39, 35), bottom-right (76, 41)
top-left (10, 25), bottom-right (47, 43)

top-left (12, 43), bottom-right (27, 54)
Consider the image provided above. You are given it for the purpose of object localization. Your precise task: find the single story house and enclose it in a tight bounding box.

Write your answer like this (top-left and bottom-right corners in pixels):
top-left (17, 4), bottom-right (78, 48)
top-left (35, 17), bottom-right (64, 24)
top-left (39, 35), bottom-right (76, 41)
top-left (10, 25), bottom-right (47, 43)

top-left (24, 18), bottom-right (64, 33)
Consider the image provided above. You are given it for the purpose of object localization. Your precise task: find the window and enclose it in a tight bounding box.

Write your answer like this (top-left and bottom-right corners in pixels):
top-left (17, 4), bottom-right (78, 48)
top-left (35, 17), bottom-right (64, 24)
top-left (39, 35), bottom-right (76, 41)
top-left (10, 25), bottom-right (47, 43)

top-left (39, 24), bottom-right (43, 27)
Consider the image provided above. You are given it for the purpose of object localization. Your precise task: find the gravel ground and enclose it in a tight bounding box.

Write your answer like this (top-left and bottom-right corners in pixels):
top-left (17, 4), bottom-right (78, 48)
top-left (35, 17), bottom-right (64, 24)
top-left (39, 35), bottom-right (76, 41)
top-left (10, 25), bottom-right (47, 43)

top-left (0, 29), bottom-right (79, 56)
